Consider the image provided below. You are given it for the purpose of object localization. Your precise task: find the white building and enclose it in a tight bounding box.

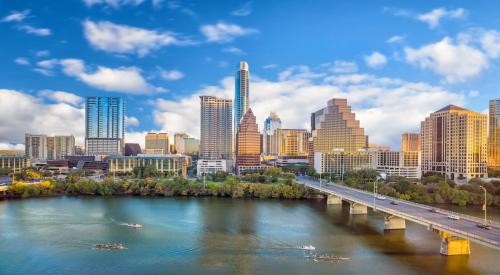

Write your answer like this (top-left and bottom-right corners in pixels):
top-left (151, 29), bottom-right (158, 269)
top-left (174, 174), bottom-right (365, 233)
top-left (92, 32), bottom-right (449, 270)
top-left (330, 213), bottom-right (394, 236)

top-left (197, 159), bottom-right (231, 176)
top-left (370, 150), bottom-right (421, 180)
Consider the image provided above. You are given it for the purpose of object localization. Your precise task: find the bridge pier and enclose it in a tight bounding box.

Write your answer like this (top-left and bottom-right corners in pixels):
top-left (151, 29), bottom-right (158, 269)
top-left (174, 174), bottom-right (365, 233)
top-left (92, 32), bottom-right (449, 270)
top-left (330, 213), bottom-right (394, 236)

top-left (383, 214), bottom-right (406, 230)
top-left (327, 194), bottom-right (342, 205)
top-left (438, 231), bottom-right (470, 256)
top-left (349, 202), bottom-right (367, 215)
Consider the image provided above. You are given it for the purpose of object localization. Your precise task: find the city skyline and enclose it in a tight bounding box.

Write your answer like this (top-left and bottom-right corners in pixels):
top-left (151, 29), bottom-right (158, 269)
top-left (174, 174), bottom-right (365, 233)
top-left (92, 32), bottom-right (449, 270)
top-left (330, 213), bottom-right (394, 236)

top-left (2, 1), bottom-right (500, 150)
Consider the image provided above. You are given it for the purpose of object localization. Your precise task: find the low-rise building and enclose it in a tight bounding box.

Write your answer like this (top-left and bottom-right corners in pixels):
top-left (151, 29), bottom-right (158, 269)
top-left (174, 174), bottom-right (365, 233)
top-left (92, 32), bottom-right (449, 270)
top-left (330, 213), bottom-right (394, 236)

top-left (314, 150), bottom-right (371, 179)
top-left (0, 155), bottom-right (30, 172)
top-left (108, 154), bottom-right (188, 177)
top-left (370, 150), bottom-right (421, 180)
top-left (197, 159), bottom-right (231, 176)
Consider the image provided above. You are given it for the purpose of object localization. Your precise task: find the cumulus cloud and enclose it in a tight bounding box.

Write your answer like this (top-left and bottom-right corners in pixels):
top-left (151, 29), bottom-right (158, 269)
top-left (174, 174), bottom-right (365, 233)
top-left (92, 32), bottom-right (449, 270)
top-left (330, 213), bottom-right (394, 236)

top-left (330, 60), bottom-right (358, 74)
top-left (151, 67), bottom-right (465, 149)
top-left (83, 20), bottom-right (188, 56)
top-left (18, 25), bottom-right (51, 36)
top-left (478, 30), bottom-right (500, 58)
top-left (2, 10), bottom-right (30, 22)
top-left (404, 37), bottom-right (488, 83)
top-left (387, 35), bottom-right (405, 44)
top-left (35, 50), bottom-right (50, 57)
top-left (125, 116), bottom-right (140, 127)
top-left (231, 1), bottom-right (252, 16)
top-left (200, 22), bottom-right (257, 43)
top-left (38, 90), bottom-right (84, 106)
top-left (417, 8), bottom-right (466, 29)
top-left (14, 57), bottom-right (29, 66)
top-left (0, 89), bottom-right (85, 145)
top-left (364, 52), bottom-right (387, 68)
top-left (159, 69), bottom-right (184, 81)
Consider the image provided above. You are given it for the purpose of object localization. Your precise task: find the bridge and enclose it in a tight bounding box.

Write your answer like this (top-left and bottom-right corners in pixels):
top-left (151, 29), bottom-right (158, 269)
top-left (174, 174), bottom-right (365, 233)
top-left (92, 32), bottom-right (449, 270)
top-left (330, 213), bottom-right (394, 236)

top-left (0, 186), bottom-right (8, 198)
top-left (297, 176), bottom-right (500, 256)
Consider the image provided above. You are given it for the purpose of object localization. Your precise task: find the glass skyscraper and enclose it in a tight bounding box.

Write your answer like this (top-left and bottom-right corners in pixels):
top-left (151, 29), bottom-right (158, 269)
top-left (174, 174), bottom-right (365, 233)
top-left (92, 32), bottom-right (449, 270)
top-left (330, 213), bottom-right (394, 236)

top-left (234, 61), bottom-right (250, 133)
top-left (489, 99), bottom-right (500, 170)
top-left (85, 97), bottom-right (125, 156)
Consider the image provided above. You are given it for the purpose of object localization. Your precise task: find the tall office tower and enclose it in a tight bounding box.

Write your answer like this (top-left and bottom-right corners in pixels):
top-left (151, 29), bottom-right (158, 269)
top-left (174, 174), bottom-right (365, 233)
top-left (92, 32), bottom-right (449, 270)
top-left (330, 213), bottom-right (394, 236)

top-left (234, 61), bottom-right (250, 132)
top-left (236, 109), bottom-right (261, 170)
top-left (489, 99), bottom-right (500, 170)
top-left (421, 105), bottom-right (488, 181)
top-left (144, 133), bottom-right (169, 154)
top-left (25, 133), bottom-right (48, 160)
top-left (179, 137), bottom-right (200, 155)
top-left (311, 98), bottom-right (370, 176)
top-left (402, 133), bottom-right (420, 152)
top-left (272, 129), bottom-right (310, 157)
top-left (85, 97), bottom-right (125, 156)
top-left (174, 132), bottom-right (190, 153)
top-left (199, 96), bottom-right (233, 160)
top-left (262, 112), bottom-right (282, 155)
top-left (47, 135), bottom-right (75, 160)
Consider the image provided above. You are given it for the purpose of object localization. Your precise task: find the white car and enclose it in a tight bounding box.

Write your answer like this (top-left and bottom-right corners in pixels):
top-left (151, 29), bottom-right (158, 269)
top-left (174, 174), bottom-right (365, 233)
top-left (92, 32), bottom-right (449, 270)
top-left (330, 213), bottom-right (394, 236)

top-left (376, 195), bottom-right (386, 200)
top-left (447, 214), bottom-right (460, 220)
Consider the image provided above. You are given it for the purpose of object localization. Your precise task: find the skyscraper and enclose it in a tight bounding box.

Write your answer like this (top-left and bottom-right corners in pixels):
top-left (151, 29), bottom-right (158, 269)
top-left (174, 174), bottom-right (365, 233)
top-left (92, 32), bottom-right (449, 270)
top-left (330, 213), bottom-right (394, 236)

top-left (199, 96), bottom-right (233, 160)
top-left (262, 112), bottom-right (282, 156)
top-left (311, 98), bottom-right (370, 177)
top-left (25, 133), bottom-right (48, 160)
top-left (271, 129), bottom-right (310, 157)
top-left (402, 133), bottom-right (420, 152)
top-left (234, 61), bottom-right (250, 131)
top-left (144, 133), bottom-right (169, 154)
top-left (50, 136), bottom-right (75, 160)
top-left (236, 109), bottom-right (261, 172)
top-left (174, 132), bottom-right (190, 153)
top-left (85, 97), bottom-right (125, 156)
top-left (421, 105), bottom-right (488, 181)
top-left (489, 99), bottom-right (500, 171)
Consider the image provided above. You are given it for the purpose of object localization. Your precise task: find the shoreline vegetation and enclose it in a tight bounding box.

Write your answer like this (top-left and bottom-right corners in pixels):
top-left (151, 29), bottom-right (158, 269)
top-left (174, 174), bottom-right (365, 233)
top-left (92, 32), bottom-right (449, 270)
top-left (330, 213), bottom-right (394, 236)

top-left (2, 167), bottom-right (500, 207)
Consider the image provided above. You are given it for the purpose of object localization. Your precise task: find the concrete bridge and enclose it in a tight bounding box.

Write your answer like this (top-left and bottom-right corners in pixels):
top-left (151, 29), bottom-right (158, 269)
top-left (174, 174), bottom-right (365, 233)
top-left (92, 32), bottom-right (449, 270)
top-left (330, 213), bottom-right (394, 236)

top-left (0, 186), bottom-right (8, 198)
top-left (297, 176), bottom-right (500, 256)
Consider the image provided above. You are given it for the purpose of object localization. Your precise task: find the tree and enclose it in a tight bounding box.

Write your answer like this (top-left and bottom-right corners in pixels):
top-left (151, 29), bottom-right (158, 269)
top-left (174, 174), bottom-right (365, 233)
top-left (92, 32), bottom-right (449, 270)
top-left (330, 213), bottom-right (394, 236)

top-left (264, 167), bottom-right (282, 177)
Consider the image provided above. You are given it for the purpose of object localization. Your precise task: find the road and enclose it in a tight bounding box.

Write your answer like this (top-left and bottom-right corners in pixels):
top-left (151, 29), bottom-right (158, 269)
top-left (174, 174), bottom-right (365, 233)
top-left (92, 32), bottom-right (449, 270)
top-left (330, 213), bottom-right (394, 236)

top-left (297, 176), bottom-right (500, 250)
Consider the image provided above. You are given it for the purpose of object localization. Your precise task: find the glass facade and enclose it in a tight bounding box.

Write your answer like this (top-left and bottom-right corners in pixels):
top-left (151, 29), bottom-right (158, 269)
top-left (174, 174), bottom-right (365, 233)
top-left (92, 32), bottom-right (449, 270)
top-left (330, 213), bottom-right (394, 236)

top-left (236, 108), bottom-right (260, 168)
top-left (108, 155), bottom-right (188, 177)
top-left (489, 99), bottom-right (500, 169)
top-left (234, 61), bottom-right (249, 132)
top-left (199, 96), bottom-right (233, 160)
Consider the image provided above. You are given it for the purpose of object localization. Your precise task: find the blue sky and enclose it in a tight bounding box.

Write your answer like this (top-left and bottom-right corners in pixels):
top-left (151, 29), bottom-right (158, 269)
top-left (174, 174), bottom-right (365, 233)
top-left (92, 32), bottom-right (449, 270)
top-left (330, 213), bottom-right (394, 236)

top-left (0, 0), bottom-right (499, 149)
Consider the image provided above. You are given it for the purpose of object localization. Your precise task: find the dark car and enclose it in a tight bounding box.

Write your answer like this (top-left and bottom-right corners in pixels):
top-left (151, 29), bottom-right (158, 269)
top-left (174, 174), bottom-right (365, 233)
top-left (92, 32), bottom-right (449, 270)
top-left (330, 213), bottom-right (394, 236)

top-left (390, 201), bottom-right (399, 205)
top-left (476, 224), bottom-right (492, 230)
top-left (428, 208), bottom-right (439, 213)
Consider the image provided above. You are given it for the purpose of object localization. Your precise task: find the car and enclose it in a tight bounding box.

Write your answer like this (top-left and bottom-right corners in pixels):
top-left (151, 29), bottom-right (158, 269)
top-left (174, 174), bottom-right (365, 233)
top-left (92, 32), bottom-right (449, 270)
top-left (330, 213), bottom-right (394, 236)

top-left (390, 201), bottom-right (399, 205)
top-left (428, 208), bottom-right (439, 213)
top-left (376, 195), bottom-right (386, 200)
top-left (476, 223), bottom-right (492, 230)
top-left (447, 214), bottom-right (460, 220)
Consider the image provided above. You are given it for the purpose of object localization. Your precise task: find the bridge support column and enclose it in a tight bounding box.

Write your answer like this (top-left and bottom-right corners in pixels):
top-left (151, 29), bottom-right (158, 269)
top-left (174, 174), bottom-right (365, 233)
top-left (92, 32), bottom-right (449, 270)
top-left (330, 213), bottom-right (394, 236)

top-left (383, 215), bottom-right (406, 230)
top-left (327, 194), bottom-right (342, 205)
top-left (349, 202), bottom-right (367, 215)
top-left (438, 231), bottom-right (470, 256)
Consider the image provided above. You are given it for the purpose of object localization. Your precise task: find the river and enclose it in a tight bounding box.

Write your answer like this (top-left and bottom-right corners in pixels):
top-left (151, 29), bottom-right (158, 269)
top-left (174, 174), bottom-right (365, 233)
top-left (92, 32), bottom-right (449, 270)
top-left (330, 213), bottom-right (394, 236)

top-left (0, 197), bottom-right (498, 274)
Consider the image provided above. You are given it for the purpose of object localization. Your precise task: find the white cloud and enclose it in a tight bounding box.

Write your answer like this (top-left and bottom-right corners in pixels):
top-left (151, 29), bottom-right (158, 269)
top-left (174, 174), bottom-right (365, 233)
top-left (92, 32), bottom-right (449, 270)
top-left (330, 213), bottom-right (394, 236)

top-left (18, 25), bottom-right (51, 36)
top-left (14, 57), bottom-right (29, 66)
top-left (2, 10), bottom-right (30, 22)
top-left (58, 58), bottom-right (165, 94)
top-left (159, 69), bottom-right (184, 81)
top-left (33, 68), bottom-right (55, 77)
top-left (478, 30), bottom-right (500, 58)
top-left (38, 90), bottom-right (84, 106)
top-left (364, 52), bottom-right (387, 68)
top-left (263, 64), bottom-right (278, 69)
top-left (468, 90), bottom-right (479, 97)
top-left (152, 68), bottom-right (465, 149)
top-left (37, 59), bottom-right (59, 69)
top-left (0, 143), bottom-right (25, 150)
top-left (404, 37), bottom-right (489, 83)
top-left (125, 116), bottom-right (140, 127)
top-left (387, 35), bottom-right (405, 44)
top-left (83, 0), bottom-right (145, 8)
top-left (0, 89), bottom-right (85, 145)
top-left (83, 20), bottom-right (187, 56)
top-left (200, 22), bottom-right (257, 43)
top-left (35, 50), bottom-right (50, 57)
top-left (330, 61), bottom-right (358, 74)
top-left (232, 1), bottom-right (252, 16)
top-left (417, 8), bottom-right (466, 29)
top-left (222, 46), bottom-right (245, 55)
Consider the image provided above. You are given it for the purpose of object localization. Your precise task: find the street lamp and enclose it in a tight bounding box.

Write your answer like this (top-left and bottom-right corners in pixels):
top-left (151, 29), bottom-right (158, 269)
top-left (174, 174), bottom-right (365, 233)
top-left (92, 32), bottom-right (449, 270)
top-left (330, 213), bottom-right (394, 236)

top-left (319, 171), bottom-right (322, 188)
top-left (373, 172), bottom-right (387, 211)
top-left (479, 186), bottom-right (488, 225)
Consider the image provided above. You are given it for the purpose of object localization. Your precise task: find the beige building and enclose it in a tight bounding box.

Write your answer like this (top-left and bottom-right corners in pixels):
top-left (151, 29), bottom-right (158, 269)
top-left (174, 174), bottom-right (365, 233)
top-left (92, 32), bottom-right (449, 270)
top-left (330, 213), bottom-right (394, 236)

top-left (199, 96), bottom-right (233, 160)
top-left (402, 133), bottom-right (420, 152)
top-left (421, 105), bottom-right (488, 181)
top-left (144, 133), bottom-right (169, 154)
top-left (311, 98), bottom-right (369, 177)
top-left (236, 109), bottom-right (261, 172)
top-left (0, 155), bottom-right (30, 172)
top-left (25, 133), bottom-right (48, 160)
top-left (489, 99), bottom-right (500, 170)
top-left (108, 154), bottom-right (188, 177)
top-left (270, 129), bottom-right (310, 157)
top-left (48, 136), bottom-right (75, 160)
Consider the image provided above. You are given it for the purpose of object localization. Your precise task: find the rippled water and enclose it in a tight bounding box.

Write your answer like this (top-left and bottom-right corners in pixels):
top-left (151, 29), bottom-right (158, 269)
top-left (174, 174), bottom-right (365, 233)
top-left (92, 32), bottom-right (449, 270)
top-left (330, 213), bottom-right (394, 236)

top-left (0, 197), bottom-right (498, 274)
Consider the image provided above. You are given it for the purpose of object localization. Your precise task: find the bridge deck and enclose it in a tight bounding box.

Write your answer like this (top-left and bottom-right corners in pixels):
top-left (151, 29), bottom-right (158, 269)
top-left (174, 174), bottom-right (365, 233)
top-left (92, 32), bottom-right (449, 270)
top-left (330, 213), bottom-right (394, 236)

top-left (298, 176), bottom-right (500, 251)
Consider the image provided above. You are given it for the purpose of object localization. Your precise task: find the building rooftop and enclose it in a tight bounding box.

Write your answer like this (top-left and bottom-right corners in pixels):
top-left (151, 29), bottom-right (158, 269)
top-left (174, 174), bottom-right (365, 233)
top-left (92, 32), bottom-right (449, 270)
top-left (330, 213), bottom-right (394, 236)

top-left (435, 104), bottom-right (469, 113)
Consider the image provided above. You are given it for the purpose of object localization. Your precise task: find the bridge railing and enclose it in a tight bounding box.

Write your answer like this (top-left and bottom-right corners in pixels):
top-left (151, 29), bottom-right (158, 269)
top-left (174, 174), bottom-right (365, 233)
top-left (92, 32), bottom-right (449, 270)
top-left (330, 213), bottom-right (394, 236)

top-left (299, 178), bottom-right (500, 228)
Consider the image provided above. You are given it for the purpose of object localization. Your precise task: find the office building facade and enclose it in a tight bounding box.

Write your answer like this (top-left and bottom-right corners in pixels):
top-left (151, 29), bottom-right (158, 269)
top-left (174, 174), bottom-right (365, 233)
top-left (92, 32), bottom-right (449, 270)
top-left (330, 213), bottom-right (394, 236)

top-left (236, 109), bottom-right (261, 172)
top-left (199, 96), bottom-right (233, 160)
top-left (370, 150), bottom-right (421, 180)
top-left (144, 133), bottom-right (169, 154)
top-left (25, 133), bottom-right (48, 160)
top-left (262, 112), bottom-right (282, 156)
top-left (234, 61), bottom-right (250, 131)
top-left (108, 154), bottom-right (188, 177)
top-left (402, 133), bottom-right (420, 152)
top-left (489, 99), bottom-right (500, 170)
top-left (421, 105), bottom-right (488, 181)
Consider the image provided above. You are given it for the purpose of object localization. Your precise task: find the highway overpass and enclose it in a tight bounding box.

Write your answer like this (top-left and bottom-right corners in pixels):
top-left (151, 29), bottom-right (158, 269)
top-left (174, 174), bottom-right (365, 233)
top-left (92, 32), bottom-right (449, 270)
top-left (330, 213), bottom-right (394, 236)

top-left (297, 176), bottom-right (500, 255)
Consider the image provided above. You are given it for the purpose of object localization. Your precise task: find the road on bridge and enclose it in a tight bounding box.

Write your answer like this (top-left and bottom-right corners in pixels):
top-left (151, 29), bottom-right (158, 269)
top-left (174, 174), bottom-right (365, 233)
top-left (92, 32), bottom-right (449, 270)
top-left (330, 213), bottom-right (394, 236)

top-left (297, 176), bottom-right (500, 250)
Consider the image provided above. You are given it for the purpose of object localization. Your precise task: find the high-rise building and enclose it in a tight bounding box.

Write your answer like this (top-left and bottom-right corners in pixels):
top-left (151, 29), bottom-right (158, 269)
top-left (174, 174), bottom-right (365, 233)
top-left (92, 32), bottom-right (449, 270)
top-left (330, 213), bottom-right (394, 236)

top-left (25, 133), bottom-right (48, 160)
top-left (144, 133), bottom-right (169, 154)
top-left (236, 109), bottom-right (261, 172)
top-left (85, 97), bottom-right (125, 156)
top-left (402, 133), bottom-right (420, 152)
top-left (421, 105), bottom-right (488, 181)
top-left (199, 96), bottom-right (233, 160)
top-left (262, 112), bottom-right (282, 156)
top-left (311, 98), bottom-right (369, 177)
top-left (234, 61), bottom-right (250, 132)
top-left (489, 99), bottom-right (500, 170)
top-left (181, 137), bottom-right (200, 155)
top-left (174, 132), bottom-right (190, 153)
top-left (271, 129), bottom-right (310, 157)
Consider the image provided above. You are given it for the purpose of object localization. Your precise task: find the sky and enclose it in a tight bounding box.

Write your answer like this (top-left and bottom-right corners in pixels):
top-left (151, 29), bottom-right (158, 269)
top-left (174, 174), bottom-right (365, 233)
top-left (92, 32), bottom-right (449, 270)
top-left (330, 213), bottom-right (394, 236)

top-left (1, 0), bottom-right (499, 150)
